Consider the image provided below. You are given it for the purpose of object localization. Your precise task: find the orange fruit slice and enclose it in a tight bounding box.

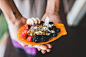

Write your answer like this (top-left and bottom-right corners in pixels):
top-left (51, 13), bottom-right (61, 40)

top-left (18, 23), bottom-right (67, 45)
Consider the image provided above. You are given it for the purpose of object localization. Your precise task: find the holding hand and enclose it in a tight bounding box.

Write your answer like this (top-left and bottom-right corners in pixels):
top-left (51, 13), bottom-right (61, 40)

top-left (36, 13), bottom-right (62, 54)
top-left (42, 13), bottom-right (62, 23)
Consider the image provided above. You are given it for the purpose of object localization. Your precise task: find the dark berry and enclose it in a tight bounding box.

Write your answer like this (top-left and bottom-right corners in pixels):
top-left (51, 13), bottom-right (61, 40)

top-left (40, 35), bottom-right (49, 42)
top-left (32, 35), bottom-right (50, 42)
top-left (32, 35), bottom-right (40, 43)
top-left (40, 21), bottom-right (44, 24)
top-left (52, 26), bottom-right (56, 30)
top-left (49, 28), bottom-right (53, 30)
top-left (53, 33), bottom-right (57, 37)
top-left (55, 28), bottom-right (60, 33)
top-left (28, 25), bottom-right (31, 28)
top-left (33, 39), bottom-right (40, 43)
top-left (49, 22), bottom-right (53, 24)
top-left (49, 34), bottom-right (53, 38)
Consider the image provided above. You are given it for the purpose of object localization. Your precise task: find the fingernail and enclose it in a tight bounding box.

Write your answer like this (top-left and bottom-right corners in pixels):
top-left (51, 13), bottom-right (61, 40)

top-left (42, 52), bottom-right (45, 54)
top-left (47, 49), bottom-right (51, 52)
top-left (37, 48), bottom-right (41, 51)
top-left (42, 53), bottom-right (45, 54)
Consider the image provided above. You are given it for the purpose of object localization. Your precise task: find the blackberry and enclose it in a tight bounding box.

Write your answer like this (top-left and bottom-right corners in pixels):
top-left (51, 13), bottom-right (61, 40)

top-left (49, 34), bottom-right (53, 38)
top-left (49, 22), bottom-right (53, 24)
top-left (49, 28), bottom-right (53, 30)
top-left (53, 33), bottom-right (57, 37)
top-left (40, 21), bottom-right (44, 24)
top-left (40, 35), bottom-right (49, 42)
top-left (52, 26), bottom-right (56, 30)
top-left (28, 25), bottom-right (31, 28)
top-left (32, 35), bottom-right (50, 42)
top-left (32, 35), bottom-right (41, 43)
top-left (55, 28), bottom-right (60, 33)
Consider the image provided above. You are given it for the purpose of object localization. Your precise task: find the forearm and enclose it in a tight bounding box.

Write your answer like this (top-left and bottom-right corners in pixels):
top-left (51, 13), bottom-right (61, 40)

top-left (46, 0), bottom-right (60, 14)
top-left (0, 0), bottom-right (22, 24)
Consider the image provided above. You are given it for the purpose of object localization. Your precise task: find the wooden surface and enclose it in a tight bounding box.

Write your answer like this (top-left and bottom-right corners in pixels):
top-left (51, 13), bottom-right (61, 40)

top-left (4, 0), bottom-right (86, 57)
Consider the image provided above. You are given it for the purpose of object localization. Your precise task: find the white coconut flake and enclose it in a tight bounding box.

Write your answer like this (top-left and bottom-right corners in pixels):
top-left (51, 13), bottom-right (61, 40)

top-left (33, 26), bottom-right (37, 29)
top-left (45, 16), bottom-right (49, 24)
top-left (42, 27), bottom-right (49, 31)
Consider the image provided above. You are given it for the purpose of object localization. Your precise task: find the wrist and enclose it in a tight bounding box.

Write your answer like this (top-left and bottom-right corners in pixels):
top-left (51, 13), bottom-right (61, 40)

top-left (46, 0), bottom-right (60, 14)
top-left (7, 14), bottom-right (23, 26)
top-left (45, 12), bottom-right (59, 15)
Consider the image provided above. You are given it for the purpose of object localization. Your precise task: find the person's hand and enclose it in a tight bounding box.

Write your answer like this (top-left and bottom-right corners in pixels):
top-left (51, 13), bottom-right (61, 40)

top-left (8, 16), bottom-right (52, 54)
top-left (37, 13), bottom-right (62, 54)
top-left (42, 13), bottom-right (62, 23)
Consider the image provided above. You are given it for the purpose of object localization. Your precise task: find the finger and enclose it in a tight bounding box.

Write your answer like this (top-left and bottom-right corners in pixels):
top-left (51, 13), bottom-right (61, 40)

top-left (33, 45), bottom-right (48, 50)
top-left (37, 48), bottom-right (41, 51)
top-left (45, 44), bottom-right (52, 49)
top-left (33, 45), bottom-right (40, 48)
top-left (41, 50), bottom-right (46, 54)
top-left (47, 49), bottom-right (51, 52)
top-left (39, 45), bottom-right (48, 50)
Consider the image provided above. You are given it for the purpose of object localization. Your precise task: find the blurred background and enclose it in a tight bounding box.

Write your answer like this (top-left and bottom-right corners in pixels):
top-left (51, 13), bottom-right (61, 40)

top-left (0, 10), bottom-right (8, 40)
top-left (63, 0), bottom-right (86, 26)
top-left (0, 0), bottom-right (86, 57)
top-left (0, 9), bottom-right (8, 57)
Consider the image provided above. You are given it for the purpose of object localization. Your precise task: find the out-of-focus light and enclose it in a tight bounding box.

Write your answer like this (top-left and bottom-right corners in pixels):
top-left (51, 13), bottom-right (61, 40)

top-left (67, 0), bottom-right (86, 26)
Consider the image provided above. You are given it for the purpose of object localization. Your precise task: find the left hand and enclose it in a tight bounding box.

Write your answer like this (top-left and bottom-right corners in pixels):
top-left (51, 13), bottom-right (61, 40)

top-left (42, 13), bottom-right (62, 23)
top-left (35, 13), bottom-right (62, 54)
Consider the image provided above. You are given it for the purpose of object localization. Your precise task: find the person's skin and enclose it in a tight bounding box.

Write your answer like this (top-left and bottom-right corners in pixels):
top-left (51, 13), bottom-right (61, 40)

top-left (0, 0), bottom-right (62, 54)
